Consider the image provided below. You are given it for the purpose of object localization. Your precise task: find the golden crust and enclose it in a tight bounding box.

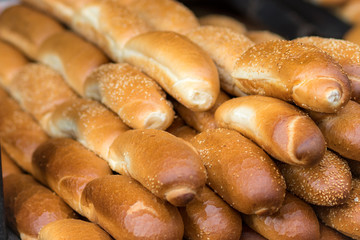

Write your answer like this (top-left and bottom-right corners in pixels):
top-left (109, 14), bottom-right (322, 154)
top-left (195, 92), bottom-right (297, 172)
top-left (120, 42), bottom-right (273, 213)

top-left (199, 14), bottom-right (246, 34)
top-left (246, 30), bottom-right (284, 44)
top-left (1, 150), bottom-right (22, 178)
top-left (190, 128), bottom-right (286, 215)
top-left (166, 116), bottom-right (198, 142)
top-left (319, 223), bottom-right (350, 240)
top-left (0, 5), bottom-right (64, 59)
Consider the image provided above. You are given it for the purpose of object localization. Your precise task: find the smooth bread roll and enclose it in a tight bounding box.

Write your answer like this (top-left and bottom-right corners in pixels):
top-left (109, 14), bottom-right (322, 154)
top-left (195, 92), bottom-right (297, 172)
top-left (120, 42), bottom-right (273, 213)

top-left (309, 100), bottom-right (360, 161)
top-left (173, 91), bottom-right (230, 132)
top-left (81, 175), bottom-right (184, 240)
top-left (0, 5), bottom-right (64, 59)
top-left (338, 0), bottom-right (360, 24)
top-left (123, 31), bottom-right (220, 111)
top-left (1, 150), bottom-right (22, 178)
top-left (3, 173), bottom-right (76, 240)
top-left (179, 186), bottom-right (243, 240)
top-left (319, 223), bottom-right (351, 240)
top-left (109, 129), bottom-right (207, 206)
top-left (278, 150), bottom-right (352, 206)
top-left (39, 219), bottom-right (112, 240)
top-left (37, 31), bottom-right (109, 96)
top-left (295, 36), bottom-right (360, 102)
top-left (190, 128), bottom-right (286, 215)
top-left (316, 178), bottom-right (360, 239)
top-left (243, 193), bottom-right (321, 240)
top-left (215, 96), bottom-right (326, 166)
top-left (186, 26), bottom-right (254, 96)
top-left (84, 63), bottom-right (174, 130)
top-left (246, 30), bottom-right (284, 44)
top-left (240, 225), bottom-right (268, 240)
top-left (32, 138), bottom-right (112, 213)
top-left (232, 40), bottom-right (351, 113)
top-left (0, 40), bottom-right (28, 88)
top-left (199, 14), bottom-right (247, 34)
top-left (344, 24), bottom-right (360, 46)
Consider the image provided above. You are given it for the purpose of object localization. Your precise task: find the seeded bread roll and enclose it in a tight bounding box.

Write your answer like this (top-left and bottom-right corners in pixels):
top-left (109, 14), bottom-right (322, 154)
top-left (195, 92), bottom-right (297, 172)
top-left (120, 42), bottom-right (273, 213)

top-left (190, 128), bottom-right (286, 215)
top-left (123, 31), bottom-right (220, 111)
top-left (309, 100), bottom-right (360, 161)
top-left (0, 87), bottom-right (49, 175)
top-left (199, 14), bottom-right (247, 34)
top-left (173, 91), bottom-right (230, 132)
top-left (316, 178), bottom-right (360, 239)
top-left (215, 96), bottom-right (326, 166)
top-left (232, 40), bottom-right (351, 113)
top-left (246, 30), bottom-right (284, 44)
top-left (85, 63), bottom-right (174, 130)
top-left (295, 36), bottom-right (360, 102)
top-left (1, 150), bottom-right (22, 178)
top-left (0, 5), bottom-right (64, 59)
top-left (185, 26), bottom-right (253, 96)
top-left (278, 150), bottom-right (352, 206)
top-left (179, 186), bottom-right (243, 240)
top-left (3, 173), bottom-right (77, 240)
top-left (243, 193), bottom-right (321, 240)
top-left (37, 31), bottom-right (109, 96)
top-left (39, 219), bottom-right (112, 240)
top-left (81, 175), bottom-right (184, 240)
top-left (0, 40), bottom-right (27, 89)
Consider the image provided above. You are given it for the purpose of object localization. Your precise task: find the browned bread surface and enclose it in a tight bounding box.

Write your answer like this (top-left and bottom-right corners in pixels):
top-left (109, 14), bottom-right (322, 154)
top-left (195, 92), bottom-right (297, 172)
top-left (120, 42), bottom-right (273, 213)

top-left (1, 150), bottom-right (22, 178)
top-left (199, 14), bottom-right (247, 34)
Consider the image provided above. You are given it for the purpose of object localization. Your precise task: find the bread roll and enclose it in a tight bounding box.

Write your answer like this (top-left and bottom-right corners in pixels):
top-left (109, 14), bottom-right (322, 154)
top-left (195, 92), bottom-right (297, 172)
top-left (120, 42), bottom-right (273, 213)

top-left (232, 40), bottom-right (351, 113)
top-left (32, 138), bottom-right (112, 213)
top-left (243, 193), bottom-right (321, 240)
top-left (37, 31), bottom-right (109, 96)
top-left (215, 96), bottom-right (326, 166)
top-left (246, 30), bottom-right (284, 44)
top-left (9, 64), bottom-right (78, 129)
top-left (173, 91), bottom-right (230, 132)
top-left (84, 63), bottom-right (174, 130)
top-left (278, 150), bottom-right (352, 206)
top-left (319, 223), bottom-right (351, 240)
top-left (166, 116), bottom-right (198, 142)
top-left (109, 129), bottom-right (207, 206)
top-left (0, 87), bottom-right (49, 175)
top-left (118, 0), bottom-right (199, 34)
top-left (0, 5), bottom-right (64, 59)
top-left (199, 14), bottom-right (247, 34)
top-left (316, 178), bottom-right (360, 239)
top-left (123, 31), bottom-right (220, 111)
top-left (3, 173), bottom-right (76, 240)
top-left (344, 24), bottom-right (360, 46)
top-left (71, 0), bottom-right (151, 62)
top-left (338, 0), bottom-right (360, 24)
top-left (81, 175), bottom-right (184, 240)
top-left (190, 128), bottom-right (286, 215)
top-left (309, 100), bottom-right (360, 161)
top-left (179, 186), bottom-right (242, 240)
top-left (185, 26), bottom-right (253, 96)
top-left (240, 225), bottom-right (267, 240)
top-left (295, 36), bottom-right (360, 102)
top-left (0, 40), bottom-right (27, 88)
top-left (1, 150), bottom-right (22, 178)
top-left (39, 219), bottom-right (112, 240)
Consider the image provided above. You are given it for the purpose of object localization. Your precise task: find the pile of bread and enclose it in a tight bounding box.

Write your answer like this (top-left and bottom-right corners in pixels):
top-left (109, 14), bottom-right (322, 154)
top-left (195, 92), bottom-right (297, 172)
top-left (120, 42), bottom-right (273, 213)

top-left (1, 0), bottom-right (360, 239)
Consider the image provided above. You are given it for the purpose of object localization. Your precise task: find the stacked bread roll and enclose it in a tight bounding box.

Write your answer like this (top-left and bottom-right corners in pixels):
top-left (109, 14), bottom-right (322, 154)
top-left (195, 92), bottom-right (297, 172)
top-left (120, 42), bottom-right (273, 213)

top-left (0, 0), bottom-right (360, 239)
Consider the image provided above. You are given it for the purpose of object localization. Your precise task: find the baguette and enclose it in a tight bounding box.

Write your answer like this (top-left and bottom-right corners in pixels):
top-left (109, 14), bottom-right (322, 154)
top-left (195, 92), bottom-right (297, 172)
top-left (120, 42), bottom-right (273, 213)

top-left (179, 186), bottom-right (243, 240)
top-left (0, 87), bottom-right (49, 175)
top-left (166, 116), bottom-right (198, 142)
top-left (278, 150), bottom-right (352, 206)
top-left (190, 128), bottom-right (286, 215)
top-left (1, 150), bottom-right (22, 178)
top-left (215, 96), bottom-right (326, 166)
top-left (246, 30), bottom-right (284, 44)
top-left (309, 100), bottom-right (360, 161)
top-left (123, 31), bottom-right (220, 111)
top-left (0, 40), bottom-right (27, 89)
top-left (199, 14), bottom-right (247, 34)
top-left (84, 63), bottom-right (175, 130)
top-left (81, 175), bottom-right (184, 240)
top-left (0, 5), bottom-right (64, 59)
top-left (39, 219), bottom-right (112, 240)
top-left (37, 31), bottom-right (109, 96)
top-left (173, 91), bottom-right (230, 132)
top-left (232, 40), bottom-right (351, 113)
top-left (185, 26), bottom-right (253, 96)
top-left (243, 193), bottom-right (321, 240)
top-left (32, 138), bottom-right (112, 213)
top-left (3, 173), bottom-right (77, 240)
top-left (316, 178), bottom-right (360, 239)
top-left (295, 36), bottom-right (360, 102)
